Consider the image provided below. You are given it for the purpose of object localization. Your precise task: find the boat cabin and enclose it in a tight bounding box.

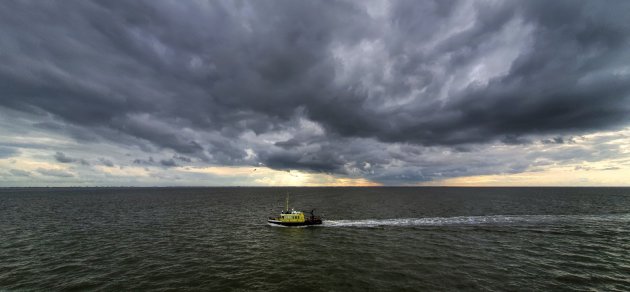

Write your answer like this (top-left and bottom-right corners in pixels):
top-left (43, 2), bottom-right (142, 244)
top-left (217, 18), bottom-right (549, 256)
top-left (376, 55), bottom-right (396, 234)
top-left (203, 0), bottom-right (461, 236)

top-left (279, 210), bottom-right (305, 223)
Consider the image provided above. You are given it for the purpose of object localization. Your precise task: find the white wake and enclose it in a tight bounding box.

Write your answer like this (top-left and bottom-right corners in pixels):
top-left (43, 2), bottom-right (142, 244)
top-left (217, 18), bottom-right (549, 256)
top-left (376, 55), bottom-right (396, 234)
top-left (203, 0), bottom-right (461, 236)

top-left (322, 213), bottom-right (630, 227)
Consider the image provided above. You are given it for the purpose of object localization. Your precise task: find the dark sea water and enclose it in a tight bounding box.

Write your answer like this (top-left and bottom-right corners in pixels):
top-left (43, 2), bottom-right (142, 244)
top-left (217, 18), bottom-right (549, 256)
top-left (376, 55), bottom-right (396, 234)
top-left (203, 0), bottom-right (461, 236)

top-left (1, 187), bottom-right (630, 291)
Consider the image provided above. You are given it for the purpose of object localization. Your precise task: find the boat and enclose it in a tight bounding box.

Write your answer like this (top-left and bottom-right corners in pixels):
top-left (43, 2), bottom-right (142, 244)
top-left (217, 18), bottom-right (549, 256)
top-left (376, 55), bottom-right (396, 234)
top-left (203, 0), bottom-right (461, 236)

top-left (267, 195), bottom-right (322, 227)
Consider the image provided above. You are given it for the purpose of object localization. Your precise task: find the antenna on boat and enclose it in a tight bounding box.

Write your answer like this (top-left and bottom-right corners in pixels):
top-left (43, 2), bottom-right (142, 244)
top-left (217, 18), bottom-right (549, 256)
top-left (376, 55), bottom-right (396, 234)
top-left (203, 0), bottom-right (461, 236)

top-left (285, 193), bottom-right (289, 212)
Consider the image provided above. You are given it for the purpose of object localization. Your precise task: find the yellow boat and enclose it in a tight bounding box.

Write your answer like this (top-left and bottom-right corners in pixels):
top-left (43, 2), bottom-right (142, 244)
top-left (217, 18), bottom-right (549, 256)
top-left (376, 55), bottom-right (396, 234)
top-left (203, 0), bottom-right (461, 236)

top-left (267, 195), bottom-right (322, 227)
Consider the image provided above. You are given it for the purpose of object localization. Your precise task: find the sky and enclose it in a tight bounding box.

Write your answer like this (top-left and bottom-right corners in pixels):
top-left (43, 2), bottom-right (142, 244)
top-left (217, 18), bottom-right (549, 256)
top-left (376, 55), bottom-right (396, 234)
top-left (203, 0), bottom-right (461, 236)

top-left (1, 0), bottom-right (630, 187)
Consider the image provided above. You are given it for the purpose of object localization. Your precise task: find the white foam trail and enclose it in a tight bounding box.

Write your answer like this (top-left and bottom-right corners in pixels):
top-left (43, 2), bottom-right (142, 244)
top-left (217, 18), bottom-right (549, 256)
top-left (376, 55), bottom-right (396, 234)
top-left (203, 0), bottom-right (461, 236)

top-left (323, 213), bottom-right (630, 227)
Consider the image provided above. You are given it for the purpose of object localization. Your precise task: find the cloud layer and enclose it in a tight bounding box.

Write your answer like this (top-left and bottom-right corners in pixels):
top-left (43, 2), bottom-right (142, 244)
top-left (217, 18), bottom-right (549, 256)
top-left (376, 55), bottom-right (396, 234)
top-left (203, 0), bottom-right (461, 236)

top-left (1, 0), bottom-right (630, 185)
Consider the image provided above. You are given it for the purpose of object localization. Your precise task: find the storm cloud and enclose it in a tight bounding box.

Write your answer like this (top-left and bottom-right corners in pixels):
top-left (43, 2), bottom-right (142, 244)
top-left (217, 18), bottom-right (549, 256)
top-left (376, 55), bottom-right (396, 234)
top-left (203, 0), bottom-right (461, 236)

top-left (1, 0), bottom-right (629, 184)
top-left (54, 152), bottom-right (90, 165)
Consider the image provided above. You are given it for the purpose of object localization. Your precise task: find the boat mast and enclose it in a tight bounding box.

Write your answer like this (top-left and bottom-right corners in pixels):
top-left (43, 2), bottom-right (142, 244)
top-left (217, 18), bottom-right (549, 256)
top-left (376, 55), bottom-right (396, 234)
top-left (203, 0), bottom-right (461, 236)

top-left (285, 194), bottom-right (289, 212)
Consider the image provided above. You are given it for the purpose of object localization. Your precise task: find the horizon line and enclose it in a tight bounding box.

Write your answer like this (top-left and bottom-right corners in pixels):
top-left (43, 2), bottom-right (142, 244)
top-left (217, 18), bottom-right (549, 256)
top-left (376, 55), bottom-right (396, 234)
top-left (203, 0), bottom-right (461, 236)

top-left (2, 185), bottom-right (630, 188)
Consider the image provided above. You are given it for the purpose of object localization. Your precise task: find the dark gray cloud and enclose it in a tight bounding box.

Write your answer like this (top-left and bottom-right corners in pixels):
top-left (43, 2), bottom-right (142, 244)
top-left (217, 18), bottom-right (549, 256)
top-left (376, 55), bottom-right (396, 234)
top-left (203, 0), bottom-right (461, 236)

top-left (55, 152), bottom-right (90, 165)
top-left (133, 157), bottom-right (155, 165)
top-left (132, 156), bottom-right (179, 167)
top-left (160, 159), bottom-right (177, 167)
top-left (173, 154), bottom-right (192, 163)
top-left (54, 152), bottom-right (75, 163)
top-left (542, 137), bottom-right (564, 145)
top-left (98, 158), bottom-right (114, 167)
top-left (1, 0), bottom-right (630, 184)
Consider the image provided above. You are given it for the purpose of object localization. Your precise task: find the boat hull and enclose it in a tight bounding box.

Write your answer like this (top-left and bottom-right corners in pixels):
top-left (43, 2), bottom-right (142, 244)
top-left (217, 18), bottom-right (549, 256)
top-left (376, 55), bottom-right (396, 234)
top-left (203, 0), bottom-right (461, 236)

top-left (267, 219), bottom-right (322, 227)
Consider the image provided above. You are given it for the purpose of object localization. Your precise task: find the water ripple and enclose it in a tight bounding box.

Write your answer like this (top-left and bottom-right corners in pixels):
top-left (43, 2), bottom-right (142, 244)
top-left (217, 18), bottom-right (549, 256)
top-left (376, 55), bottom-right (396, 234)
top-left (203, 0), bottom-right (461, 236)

top-left (2, 187), bottom-right (630, 291)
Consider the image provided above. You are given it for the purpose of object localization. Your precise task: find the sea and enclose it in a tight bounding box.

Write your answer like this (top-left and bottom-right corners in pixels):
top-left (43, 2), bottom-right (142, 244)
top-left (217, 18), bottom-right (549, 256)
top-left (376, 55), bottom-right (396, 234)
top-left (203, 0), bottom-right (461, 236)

top-left (1, 187), bottom-right (629, 291)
